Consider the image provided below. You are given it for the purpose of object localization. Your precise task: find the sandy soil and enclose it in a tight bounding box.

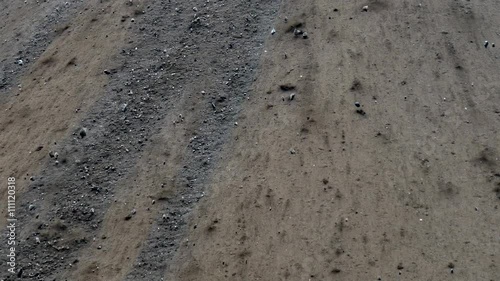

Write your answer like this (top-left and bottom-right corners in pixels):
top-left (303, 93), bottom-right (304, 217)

top-left (1, 0), bottom-right (499, 280)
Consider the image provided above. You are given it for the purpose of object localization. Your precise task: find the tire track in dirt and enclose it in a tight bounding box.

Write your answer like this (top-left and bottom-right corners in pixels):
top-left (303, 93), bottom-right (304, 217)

top-left (121, 1), bottom-right (280, 280)
top-left (0, 0), bottom-right (138, 240)
top-left (1, 0), bottom-right (150, 278)
top-left (1, 0), bottom-right (279, 280)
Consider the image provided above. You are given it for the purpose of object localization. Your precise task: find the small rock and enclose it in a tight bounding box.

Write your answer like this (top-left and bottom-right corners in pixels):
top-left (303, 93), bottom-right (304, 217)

top-left (79, 127), bottom-right (87, 138)
top-left (484, 41), bottom-right (489, 48)
top-left (280, 84), bottom-right (296, 91)
top-left (271, 28), bottom-right (276, 35)
top-left (289, 93), bottom-right (295, 101)
top-left (290, 148), bottom-right (296, 154)
top-left (354, 101), bottom-right (361, 107)
top-left (293, 28), bottom-right (303, 37)
top-left (17, 268), bottom-right (23, 278)
top-left (103, 69), bottom-right (111, 75)
top-left (356, 109), bottom-right (366, 116)
top-left (362, 5), bottom-right (369, 12)
top-left (131, 18), bottom-right (135, 22)
top-left (302, 32), bottom-right (308, 39)
top-left (17, 59), bottom-right (24, 66)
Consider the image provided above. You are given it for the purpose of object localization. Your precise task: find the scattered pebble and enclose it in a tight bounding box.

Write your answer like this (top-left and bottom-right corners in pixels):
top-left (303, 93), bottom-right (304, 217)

top-left (484, 41), bottom-right (489, 48)
top-left (362, 5), bottom-right (369, 12)
top-left (354, 101), bottom-right (361, 108)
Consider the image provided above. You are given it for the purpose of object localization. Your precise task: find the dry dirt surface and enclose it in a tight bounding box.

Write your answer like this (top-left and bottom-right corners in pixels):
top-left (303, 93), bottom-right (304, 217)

top-left (1, 0), bottom-right (500, 280)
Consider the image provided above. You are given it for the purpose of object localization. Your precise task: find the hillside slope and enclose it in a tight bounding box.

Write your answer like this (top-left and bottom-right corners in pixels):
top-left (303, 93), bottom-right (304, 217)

top-left (1, 0), bottom-right (499, 280)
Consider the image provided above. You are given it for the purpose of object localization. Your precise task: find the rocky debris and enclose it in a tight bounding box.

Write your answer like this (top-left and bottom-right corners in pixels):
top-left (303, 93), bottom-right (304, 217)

top-left (289, 93), bottom-right (295, 101)
top-left (302, 32), bottom-right (308, 39)
top-left (484, 41), bottom-right (489, 48)
top-left (49, 151), bottom-right (59, 159)
top-left (354, 101), bottom-right (366, 115)
top-left (362, 5), bottom-right (369, 12)
top-left (271, 28), bottom-right (276, 35)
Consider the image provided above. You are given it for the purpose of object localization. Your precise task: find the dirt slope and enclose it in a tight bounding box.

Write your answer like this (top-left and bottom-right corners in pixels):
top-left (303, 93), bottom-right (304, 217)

top-left (1, 0), bottom-right (500, 280)
top-left (169, 0), bottom-right (500, 280)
